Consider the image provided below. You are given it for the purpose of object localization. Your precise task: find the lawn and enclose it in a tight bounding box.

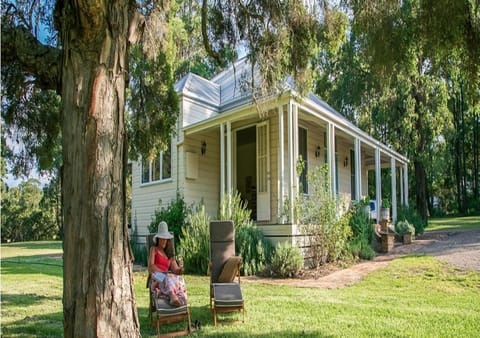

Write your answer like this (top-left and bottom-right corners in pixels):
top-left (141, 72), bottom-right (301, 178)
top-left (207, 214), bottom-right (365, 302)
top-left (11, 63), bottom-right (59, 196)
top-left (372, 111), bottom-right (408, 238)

top-left (426, 215), bottom-right (480, 232)
top-left (2, 221), bottom-right (480, 337)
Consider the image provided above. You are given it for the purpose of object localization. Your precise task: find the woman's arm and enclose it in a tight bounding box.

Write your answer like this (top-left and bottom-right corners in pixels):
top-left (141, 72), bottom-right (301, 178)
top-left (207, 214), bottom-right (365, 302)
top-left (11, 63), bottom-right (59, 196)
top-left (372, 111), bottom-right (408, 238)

top-left (170, 257), bottom-right (184, 275)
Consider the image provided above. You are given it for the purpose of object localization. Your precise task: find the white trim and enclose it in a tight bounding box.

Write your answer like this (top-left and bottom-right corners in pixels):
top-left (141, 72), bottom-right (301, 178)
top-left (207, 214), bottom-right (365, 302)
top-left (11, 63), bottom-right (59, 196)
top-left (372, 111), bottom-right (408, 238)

top-left (227, 121), bottom-right (232, 199)
top-left (220, 123), bottom-right (225, 205)
top-left (278, 105), bottom-right (285, 223)
top-left (375, 148), bottom-right (382, 212)
top-left (293, 104), bottom-right (299, 195)
top-left (403, 163), bottom-right (409, 207)
top-left (355, 138), bottom-right (362, 201)
top-left (180, 94), bottom-right (220, 113)
top-left (400, 164), bottom-right (404, 206)
top-left (327, 123), bottom-right (336, 196)
top-left (140, 178), bottom-right (173, 188)
top-left (391, 158), bottom-right (397, 223)
top-left (256, 121), bottom-right (271, 221)
top-left (288, 101), bottom-right (295, 222)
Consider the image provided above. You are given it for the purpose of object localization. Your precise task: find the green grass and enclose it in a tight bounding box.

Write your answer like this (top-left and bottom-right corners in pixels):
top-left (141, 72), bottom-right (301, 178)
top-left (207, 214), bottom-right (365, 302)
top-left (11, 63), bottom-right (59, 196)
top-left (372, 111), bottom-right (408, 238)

top-left (427, 216), bottom-right (480, 232)
top-left (2, 241), bottom-right (480, 337)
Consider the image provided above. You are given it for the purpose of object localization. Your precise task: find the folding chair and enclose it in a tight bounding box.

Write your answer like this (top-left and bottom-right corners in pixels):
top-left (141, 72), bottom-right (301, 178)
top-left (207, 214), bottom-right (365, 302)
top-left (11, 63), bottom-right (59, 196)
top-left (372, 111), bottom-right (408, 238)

top-left (209, 220), bottom-right (245, 326)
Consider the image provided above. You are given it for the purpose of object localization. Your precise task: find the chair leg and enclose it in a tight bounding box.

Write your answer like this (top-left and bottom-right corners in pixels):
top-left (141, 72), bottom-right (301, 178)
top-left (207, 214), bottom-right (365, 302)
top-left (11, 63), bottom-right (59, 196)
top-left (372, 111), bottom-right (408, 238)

top-left (187, 308), bottom-right (192, 333)
top-left (213, 307), bottom-right (218, 327)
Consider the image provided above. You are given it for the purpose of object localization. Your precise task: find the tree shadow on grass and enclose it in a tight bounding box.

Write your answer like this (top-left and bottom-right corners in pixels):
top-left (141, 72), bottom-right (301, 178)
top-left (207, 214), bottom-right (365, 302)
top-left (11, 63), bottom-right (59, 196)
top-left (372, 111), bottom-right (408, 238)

top-left (138, 303), bottom-right (336, 337)
top-left (1, 292), bottom-right (61, 308)
top-left (1, 310), bottom-right (63, 337)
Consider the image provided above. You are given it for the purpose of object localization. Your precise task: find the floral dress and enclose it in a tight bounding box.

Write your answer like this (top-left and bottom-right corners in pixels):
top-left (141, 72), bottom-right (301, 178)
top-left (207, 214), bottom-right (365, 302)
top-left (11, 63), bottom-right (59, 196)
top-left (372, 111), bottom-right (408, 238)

top-left (150, 249), bottom-right (187, 305)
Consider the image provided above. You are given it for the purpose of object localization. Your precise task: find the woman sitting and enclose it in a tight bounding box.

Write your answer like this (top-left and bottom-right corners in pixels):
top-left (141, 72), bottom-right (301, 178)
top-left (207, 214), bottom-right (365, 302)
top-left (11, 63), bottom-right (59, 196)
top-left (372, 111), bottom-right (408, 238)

top-left (148, 221), bottom-right (187, 307)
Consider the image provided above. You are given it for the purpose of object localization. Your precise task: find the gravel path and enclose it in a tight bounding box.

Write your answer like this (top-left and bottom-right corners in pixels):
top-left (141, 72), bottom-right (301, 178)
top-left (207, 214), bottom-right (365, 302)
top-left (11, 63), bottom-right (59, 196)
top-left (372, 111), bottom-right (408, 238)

top-left (413, 229), bottom-right (480, 271)
top-left (244, 229), bottom-right (480, 289)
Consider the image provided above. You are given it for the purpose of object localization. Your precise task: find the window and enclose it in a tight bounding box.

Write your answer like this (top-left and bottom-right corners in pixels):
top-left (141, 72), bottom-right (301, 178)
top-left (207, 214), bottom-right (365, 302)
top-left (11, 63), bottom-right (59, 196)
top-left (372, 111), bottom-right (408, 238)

top-left (324, 132), bottom-right (339, 194)
top-left (141, 142), bottom-right (172, 184)
top-left (299, 127), bottom-right (308, 194)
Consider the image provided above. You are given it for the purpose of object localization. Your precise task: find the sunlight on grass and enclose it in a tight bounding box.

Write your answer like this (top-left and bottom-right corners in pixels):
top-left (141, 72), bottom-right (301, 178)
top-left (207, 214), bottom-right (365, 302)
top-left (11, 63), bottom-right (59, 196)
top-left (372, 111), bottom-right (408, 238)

top-left (1, 240), bottom-right (63, 259)
top-left (428, 216), bottom-right (480, 232)
top-left (2, 240), bottom-right (480, 337)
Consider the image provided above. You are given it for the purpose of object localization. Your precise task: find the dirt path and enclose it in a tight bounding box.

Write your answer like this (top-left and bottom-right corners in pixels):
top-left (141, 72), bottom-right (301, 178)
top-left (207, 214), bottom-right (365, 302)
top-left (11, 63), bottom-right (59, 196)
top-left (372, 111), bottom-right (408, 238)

top-left (244, 229), bottom-right (480, 289)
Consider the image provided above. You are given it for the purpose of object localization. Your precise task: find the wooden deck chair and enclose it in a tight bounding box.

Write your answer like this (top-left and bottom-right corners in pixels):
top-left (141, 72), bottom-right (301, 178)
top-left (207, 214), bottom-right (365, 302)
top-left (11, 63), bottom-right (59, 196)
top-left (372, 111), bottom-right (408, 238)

top-left (146, 234), bottom-right (192, 337)
top-left (209, 220), bottom-right (245, 326)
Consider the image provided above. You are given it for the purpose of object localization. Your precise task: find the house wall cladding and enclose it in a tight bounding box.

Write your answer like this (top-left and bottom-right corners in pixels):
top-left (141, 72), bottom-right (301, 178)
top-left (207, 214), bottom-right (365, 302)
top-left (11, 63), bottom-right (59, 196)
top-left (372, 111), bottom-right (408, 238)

top-left (130, 146), bottom-right (178, 243)
top-left (181, 130), bottom-right (220, 218)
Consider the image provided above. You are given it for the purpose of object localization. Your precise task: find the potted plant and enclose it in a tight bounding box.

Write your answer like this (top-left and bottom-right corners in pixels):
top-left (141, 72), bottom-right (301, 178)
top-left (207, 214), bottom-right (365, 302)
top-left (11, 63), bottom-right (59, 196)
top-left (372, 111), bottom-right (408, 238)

top-left (395, 220), bottom-right (415, 244)
top-left (358, 197), bottom-right (371, 218)
top-left (380, 198), bottom-right (391, 221)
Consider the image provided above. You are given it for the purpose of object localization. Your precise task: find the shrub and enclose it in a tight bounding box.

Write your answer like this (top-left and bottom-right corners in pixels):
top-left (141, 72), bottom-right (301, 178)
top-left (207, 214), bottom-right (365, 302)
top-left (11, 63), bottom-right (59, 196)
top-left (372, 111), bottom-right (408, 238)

top-left (359, 243), bottom-right (376, 260)
top-left (149, 194), bottom-right (191, 239)
top-left (395, 220), bottom-right (415, 239)
top-left (236, 225), bottom-right (274, 276)
top-left (218, 191), bottom-right (253, 228)
top-left (295, 165), bottom-right (353, 267)
top-left (265, 242), bottom-right (304, 278)
top-left (179, 203), bottom-right (210, 275)
top-left (349, 204), bottom-right (376, 260)
top-left (218, 192), bottom-right (274, 275)
top-left (397, 206), bottom-right (425, 235)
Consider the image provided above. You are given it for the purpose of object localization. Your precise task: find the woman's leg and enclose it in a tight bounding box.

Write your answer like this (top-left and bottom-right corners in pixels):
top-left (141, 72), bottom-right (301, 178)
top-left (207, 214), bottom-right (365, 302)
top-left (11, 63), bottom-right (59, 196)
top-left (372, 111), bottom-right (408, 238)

top-left (160, 274), bottom-right (188, 306)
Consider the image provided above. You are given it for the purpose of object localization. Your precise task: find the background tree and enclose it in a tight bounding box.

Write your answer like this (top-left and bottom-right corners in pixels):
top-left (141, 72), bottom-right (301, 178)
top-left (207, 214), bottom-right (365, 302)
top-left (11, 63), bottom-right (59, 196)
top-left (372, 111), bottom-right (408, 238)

top-left (315, 0), bottom-right (480, 220)
top-left (1, 0), bottom-right (325, 336)
top-left (1, 178), bottom-right (60, 242)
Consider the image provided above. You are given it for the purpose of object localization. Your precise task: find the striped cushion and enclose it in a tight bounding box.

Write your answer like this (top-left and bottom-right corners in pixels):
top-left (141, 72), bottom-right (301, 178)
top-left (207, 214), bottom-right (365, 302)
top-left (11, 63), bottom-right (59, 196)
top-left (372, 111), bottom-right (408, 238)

top-left (155, 296), bottom-right (188, 316)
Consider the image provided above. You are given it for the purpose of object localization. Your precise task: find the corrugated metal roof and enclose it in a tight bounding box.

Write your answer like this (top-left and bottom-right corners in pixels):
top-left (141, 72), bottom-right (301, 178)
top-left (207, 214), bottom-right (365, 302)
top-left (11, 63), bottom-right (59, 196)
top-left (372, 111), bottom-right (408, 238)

top-left (175, 73), bottom-right (220, 107)
top-left (212, 58), bottom-right (254, 107)
top-left (307, 93), bottom-right (345, 120)
top-left (175, 58), bottom-right (354, 121)
top-left (175, 58), bottom-right (256, 111)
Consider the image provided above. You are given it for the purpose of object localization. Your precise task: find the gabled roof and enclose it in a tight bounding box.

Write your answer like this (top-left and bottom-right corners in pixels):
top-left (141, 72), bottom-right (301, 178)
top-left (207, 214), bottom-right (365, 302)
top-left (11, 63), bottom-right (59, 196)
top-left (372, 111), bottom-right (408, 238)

top-left (174, 73), bottom-right (220, 107)
top-left (175, 58), bottom-right (255, 110)
top-left (175, 58), bottom-right (339, 115)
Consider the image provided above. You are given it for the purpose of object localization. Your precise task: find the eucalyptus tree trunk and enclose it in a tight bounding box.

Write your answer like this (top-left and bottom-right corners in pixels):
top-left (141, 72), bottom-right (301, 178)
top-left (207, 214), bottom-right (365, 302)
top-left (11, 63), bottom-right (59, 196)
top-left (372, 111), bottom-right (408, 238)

top-left (58, 1), bottom-right (140, 336)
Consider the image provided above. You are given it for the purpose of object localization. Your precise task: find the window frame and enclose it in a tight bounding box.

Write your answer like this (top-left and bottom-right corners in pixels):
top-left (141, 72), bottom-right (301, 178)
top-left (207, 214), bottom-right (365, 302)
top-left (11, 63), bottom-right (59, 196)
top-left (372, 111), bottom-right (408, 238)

top-left (141, 142), bottom-right (172, 185)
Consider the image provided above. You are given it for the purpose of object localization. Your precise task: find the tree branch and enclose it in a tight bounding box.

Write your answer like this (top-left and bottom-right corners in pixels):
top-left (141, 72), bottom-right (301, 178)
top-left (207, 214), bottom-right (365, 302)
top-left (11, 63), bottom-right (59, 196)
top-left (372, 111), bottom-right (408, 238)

top-left (1, 24), bottom-right (60, 92)
top-left (201, 0), bottom-right (222, 64)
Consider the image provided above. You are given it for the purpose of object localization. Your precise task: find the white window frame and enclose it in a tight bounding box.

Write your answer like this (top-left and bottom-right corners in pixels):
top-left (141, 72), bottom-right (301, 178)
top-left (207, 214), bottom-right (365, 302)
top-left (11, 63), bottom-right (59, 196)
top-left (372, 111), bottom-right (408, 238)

top-left (141, 142), bottom-right (172, 185)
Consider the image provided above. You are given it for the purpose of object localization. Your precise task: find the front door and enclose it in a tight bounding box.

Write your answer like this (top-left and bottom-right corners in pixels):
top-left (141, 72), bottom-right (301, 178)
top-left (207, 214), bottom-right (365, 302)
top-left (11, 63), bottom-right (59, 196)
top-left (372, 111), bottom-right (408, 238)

top-left (256, 122), bottom-right (270, 221)
top-left (236, 126), bottom-right (257, 220)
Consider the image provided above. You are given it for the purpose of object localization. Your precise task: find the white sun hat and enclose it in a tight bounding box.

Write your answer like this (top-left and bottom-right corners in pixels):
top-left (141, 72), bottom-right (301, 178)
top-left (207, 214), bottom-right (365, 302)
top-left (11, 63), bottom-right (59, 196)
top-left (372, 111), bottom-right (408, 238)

top-left (153, 221), bottom-right (174, 242)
